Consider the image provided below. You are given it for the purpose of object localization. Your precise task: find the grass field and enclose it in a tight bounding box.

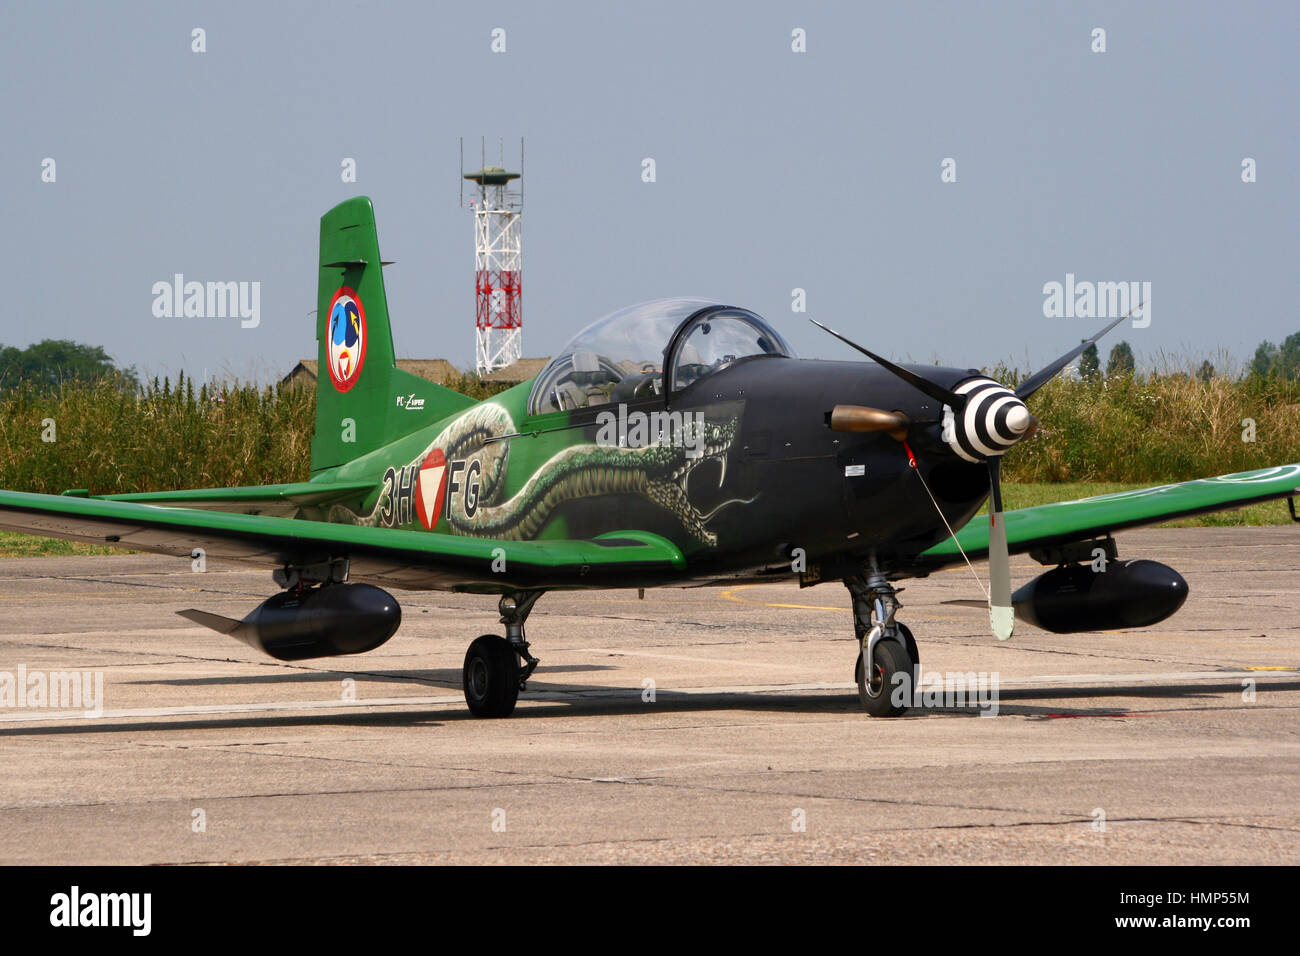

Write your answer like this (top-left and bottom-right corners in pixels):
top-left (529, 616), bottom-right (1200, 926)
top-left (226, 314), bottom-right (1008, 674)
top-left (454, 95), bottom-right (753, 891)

top-left (0, 532), bottom-right (119, 557)
top-left (1, 481), bottom-right (1292, 559)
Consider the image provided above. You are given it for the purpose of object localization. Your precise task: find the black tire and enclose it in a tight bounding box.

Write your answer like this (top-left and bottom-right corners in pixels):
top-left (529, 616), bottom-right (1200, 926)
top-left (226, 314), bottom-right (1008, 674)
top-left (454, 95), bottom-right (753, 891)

top-left (896, 623), bottom-right (920, 674)
top-left (855, 638), bottom-right (913, 717)
top-left (463, 634), bottom-right (520, 718)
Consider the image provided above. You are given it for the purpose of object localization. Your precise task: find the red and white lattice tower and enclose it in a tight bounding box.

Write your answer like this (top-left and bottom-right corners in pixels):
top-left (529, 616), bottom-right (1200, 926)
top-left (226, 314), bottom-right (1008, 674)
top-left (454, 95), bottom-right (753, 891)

top-left (463, 144), bottom-right (523, 375)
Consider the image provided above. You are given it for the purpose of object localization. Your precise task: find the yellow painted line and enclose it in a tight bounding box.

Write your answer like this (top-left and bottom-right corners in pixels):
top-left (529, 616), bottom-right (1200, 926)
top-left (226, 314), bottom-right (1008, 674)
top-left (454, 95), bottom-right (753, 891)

top-left (719, 584), bottom-right (966, 622)
top-left (1245, 666), bottom-right (1298, 671)
top-left (720, 584), bottom-right (843, 612)
top-left (722, 582), bottom-right (842, 613)
top-left (742, 599), bottom-right (846, 611)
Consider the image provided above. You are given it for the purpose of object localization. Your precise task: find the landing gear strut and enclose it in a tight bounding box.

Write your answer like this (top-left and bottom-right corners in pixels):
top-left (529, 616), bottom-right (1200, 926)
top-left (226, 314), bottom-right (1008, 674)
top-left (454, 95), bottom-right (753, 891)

top-left (462, 592), bottom-right (543, 718)
top-left (846, 562), bottom-right (919, 717)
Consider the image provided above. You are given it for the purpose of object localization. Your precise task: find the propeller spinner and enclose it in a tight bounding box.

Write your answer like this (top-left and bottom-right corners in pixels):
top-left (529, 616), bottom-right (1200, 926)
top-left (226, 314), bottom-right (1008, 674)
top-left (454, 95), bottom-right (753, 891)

top-left (941, 377), bottom-right (1036, 463)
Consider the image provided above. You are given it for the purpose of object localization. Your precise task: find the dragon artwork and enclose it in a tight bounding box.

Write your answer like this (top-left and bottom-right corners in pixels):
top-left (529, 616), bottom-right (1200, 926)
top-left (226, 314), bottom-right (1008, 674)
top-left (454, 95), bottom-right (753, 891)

top-left (330, 403), bottom-right (754, 546)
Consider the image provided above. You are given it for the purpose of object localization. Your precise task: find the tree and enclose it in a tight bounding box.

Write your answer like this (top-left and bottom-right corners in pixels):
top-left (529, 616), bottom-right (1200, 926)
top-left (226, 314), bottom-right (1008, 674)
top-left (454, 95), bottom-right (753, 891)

top-left (0, 339), bottom-right (137, 392)
top-left (1106, 341), bottom-right (1135, 377)
top-left (1251, 340), bottom-right (1278, 378)
top-left (1277, 332), bottom-right (1300, 381)
top-left (1246, 333), bottom-right (1300, 381)
top-left (1196, 360), bottom-right (1215, 383)
top-left (1078, 341), bottom-right (1100, 382)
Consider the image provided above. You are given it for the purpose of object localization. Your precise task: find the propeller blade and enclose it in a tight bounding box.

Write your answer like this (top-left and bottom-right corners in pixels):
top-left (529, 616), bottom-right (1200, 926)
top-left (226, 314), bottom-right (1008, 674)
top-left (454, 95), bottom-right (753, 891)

top-left (986, 456), bottom-right (1014, 640)
top-left (810, 319), bottom-right (965, 409)
top-left (1015, 305), bottom-right (1142, 399)
top-left (828, 405), bottom-right (909, 439)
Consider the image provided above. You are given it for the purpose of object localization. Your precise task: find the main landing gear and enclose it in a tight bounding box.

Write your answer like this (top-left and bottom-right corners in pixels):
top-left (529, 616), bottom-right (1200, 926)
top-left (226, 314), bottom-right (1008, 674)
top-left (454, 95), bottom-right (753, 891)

top-left (846, 564), bottom-right (919, 717)
top-left (462, 592), bottom-right (543, 718)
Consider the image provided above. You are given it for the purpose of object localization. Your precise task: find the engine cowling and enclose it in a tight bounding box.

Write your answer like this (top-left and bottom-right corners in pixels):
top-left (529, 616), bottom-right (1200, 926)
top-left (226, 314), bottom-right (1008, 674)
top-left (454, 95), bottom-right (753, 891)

top-left (230, 583), bottom-right (402, 661)
top-left (1011, 559), bottom-right (1188, 633)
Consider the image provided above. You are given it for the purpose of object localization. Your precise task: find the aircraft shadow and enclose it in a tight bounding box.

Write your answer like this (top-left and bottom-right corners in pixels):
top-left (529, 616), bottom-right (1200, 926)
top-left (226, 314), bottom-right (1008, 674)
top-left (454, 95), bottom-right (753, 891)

top-left (124, 664), bottom-right (615, 688)
top-left (0, 678), bottom-right (1295, 737)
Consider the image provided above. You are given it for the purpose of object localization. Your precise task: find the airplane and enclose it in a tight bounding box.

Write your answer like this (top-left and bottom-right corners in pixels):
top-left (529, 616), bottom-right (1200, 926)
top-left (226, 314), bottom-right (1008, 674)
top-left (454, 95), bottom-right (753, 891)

top-left (1, 196), bottom-right (1297, 718)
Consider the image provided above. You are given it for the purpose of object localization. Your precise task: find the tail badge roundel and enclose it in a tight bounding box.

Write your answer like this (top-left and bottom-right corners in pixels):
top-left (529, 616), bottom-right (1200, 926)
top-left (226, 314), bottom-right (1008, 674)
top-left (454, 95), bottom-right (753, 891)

top-left (327, 287), bottom-right (367, 393)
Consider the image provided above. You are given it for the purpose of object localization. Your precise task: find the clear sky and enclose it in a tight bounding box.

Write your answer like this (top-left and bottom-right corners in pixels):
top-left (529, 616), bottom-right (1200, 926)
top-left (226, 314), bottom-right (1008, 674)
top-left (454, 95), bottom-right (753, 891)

top-left (3, 0), bottom-right (1296, 383)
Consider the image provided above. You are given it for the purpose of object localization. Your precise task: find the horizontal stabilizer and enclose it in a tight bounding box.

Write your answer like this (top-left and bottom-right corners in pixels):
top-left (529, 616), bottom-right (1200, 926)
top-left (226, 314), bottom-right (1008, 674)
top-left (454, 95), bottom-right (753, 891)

top-left (102, 481), bottom-right (378, 518)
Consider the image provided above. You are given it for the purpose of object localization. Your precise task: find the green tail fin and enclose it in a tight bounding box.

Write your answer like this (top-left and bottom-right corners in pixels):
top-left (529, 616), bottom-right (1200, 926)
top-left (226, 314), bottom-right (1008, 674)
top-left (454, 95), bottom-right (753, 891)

top-left (311, 197), bottom-right (475, 473)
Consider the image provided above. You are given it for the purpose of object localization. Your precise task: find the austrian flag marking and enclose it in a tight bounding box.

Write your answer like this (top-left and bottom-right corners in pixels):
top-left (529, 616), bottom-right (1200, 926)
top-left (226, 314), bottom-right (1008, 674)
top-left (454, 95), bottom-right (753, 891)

top-left (415, 449), bottom-right (448, 530)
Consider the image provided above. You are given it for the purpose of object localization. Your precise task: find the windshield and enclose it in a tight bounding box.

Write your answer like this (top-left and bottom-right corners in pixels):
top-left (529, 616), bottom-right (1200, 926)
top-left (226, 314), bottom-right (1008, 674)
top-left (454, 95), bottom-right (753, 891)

top-left (669, 310), bottom-right (793, 391)
top-left (529, 298), bottom-right (793, 415)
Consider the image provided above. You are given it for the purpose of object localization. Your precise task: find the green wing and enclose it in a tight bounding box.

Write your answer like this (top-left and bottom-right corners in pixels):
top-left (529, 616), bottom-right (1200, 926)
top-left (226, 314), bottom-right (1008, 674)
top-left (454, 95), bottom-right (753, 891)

top-left (5, 463), bottom-right (1295, 590)
top-left (0, 489), bottom-right (685, 592)
top-left (917, 464), bottom-right (1300, 568)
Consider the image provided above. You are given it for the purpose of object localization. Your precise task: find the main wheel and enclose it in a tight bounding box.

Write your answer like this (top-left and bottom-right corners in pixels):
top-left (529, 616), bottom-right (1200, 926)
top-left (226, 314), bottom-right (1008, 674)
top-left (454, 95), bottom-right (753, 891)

top-left (463, 634), bottom-right (520, 718)
top-left (855, 638), bottom-right (914, 717)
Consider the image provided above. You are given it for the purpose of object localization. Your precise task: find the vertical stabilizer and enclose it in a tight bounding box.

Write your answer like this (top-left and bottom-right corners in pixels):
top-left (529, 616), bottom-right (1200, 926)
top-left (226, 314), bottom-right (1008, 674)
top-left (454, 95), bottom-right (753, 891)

top-left (311, 197), bottom-right (474, 472)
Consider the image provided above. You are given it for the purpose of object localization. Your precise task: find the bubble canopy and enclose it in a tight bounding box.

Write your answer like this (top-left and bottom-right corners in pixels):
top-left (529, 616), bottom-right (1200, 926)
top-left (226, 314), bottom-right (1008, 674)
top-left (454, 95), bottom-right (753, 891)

top-left (527, 298), bottom-right (795, 415)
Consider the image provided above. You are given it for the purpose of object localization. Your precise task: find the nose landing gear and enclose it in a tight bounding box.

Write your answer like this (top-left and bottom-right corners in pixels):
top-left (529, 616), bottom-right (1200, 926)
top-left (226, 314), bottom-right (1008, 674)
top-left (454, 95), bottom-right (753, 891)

top-left (846, 565), bottom-right (919, 717)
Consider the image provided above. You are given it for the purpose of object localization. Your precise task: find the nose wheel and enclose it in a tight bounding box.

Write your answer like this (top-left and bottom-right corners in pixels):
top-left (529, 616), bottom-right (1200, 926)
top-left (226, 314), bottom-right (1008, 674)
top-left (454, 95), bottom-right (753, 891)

top-left (855, 628), bottom-right (916, 717)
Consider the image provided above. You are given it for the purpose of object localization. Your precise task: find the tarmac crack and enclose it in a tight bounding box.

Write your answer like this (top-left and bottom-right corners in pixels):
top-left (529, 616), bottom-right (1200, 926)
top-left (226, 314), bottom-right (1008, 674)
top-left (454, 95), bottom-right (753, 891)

top-left (0, 778), bottom-right (566, 814)
top-left (920, 815), bottom-right (1300, 835)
